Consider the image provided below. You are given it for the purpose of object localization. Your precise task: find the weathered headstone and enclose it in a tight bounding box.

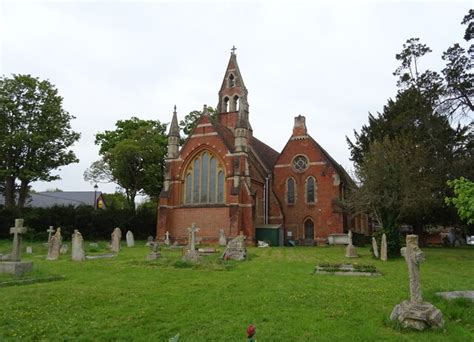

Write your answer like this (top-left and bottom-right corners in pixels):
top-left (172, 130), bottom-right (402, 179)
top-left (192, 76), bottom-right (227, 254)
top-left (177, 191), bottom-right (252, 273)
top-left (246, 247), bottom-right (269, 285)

top-left (345, 230), bottom-right (358, 258)
top-left (372, 237), bottom-right (379, 258)
top-left (164, 231), bottom-right (170, 246)
top-left (219, 229), bottom-right (227, 247)
top-left (182, 223), bottom-right (200, 262)
top-left (222, 234), bottom-right (247, 261)
top-left (380, 233), bottom-right (388, 261)
top-left (145, 236), bottom-right (154, 246)
top-left (390, 235), bottom-right (444, 330)
top-left (60, 243), bottom-right (68, 254)
top-left (47, 228), bottom-right (62, 260)
top-left (26, 246), bottom-right (33, 254)
top-left (126, 231), bottom-right (135, 247)
top-left (0, 219), bottom-right (33, 276)
top-left (111, 227), bottom-right (122, 253)
top-left (147, 242), bottom-right (161, 260)
top-left (71, 230), bottom-right (85, 262)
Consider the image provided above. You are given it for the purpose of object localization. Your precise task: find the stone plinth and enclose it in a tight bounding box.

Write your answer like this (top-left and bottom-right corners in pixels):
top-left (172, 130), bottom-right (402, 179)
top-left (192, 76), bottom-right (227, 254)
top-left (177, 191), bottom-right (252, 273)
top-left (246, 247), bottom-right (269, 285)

top-left (182, 250), bottom-right (200, 262)
top-left (390, 300), bottom-right (444, 330)
top-left (0, 261), bottom-right (33, 276)
top-left (345, 245), bottom-right (358, 258)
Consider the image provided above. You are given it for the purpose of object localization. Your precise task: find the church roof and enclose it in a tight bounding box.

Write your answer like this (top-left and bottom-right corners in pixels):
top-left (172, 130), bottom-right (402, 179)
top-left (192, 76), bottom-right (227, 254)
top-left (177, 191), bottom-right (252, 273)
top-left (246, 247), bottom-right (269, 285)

top-left (210, 120), bottom-right (235, 151)
top-left (250, 136), bottom-right (280, 171)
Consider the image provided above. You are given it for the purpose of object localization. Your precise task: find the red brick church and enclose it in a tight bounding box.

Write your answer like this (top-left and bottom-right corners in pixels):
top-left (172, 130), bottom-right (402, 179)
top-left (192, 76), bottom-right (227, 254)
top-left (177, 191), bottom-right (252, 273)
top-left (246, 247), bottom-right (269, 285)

top-left (157, 50), bottom-right (369, 245)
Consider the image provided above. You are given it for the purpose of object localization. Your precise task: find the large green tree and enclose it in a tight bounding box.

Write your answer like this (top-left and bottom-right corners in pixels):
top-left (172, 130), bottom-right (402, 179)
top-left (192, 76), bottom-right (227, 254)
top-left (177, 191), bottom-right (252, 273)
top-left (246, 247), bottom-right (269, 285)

top-left (445, 177), bottom-right (474, 226)
top-left (85, 117), bottom-right (167, 210)
top-left (346, 10), bottom-right (473, 248)
top-left (0, 74), bottom-right (80, 208)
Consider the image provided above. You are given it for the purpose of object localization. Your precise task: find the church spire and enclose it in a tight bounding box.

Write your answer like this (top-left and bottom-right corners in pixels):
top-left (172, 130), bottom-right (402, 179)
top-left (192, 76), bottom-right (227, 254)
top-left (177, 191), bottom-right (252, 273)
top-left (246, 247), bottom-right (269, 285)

top-left (168, 105), bottom-right (180, 138)
top-left (217, 47), bottom-right (250, 131)
top-left (167, 105), bottom-right (180, 159)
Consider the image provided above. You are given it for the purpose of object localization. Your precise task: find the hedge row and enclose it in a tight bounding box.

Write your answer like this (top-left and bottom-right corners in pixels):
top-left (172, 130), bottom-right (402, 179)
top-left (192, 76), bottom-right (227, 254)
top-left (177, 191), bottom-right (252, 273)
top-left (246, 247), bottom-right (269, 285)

top-left (0, 205), bottom-right (157, 242)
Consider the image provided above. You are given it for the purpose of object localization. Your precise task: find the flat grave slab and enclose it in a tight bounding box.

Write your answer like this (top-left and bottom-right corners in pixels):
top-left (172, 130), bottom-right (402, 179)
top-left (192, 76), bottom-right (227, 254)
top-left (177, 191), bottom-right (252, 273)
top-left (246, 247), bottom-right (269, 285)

top-left (314, 263), bottom-right (380, 276)
top-left (436, 291), bottom-right (474, 301)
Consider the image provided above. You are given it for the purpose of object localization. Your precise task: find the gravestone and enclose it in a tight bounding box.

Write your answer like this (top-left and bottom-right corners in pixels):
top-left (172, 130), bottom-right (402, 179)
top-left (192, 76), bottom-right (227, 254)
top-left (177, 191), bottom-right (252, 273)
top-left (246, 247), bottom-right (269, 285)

top-left (86, 254), bottom-right (116, 260)
top-left (47, 226), bottom-right (55, 244)
top-left (182, 223), bottom-right (200, 262)
top-left (71, 230), bottom-right (85, 262)
top-left (164, 231), bottom-right (170, 246)
top-left (26, 246), bottom-right (33, 254)
top-left (126, 231), bottom-right (135, 247)
top-left (219, 229), bottom-right (227, 247)
top-left (380, 233), bottom-right (388, 261)
top-left (390, 235), bottom-right (444, 330)
top-left (147, 242), bottom-right (161, 261)
top-left (60, 244), bottom-right (68, 254)
top-left (345, 230), bottom-right (358, 258)
top-left (89, 242), bottom-right (99, 248)
top-left (372, 237), bottom-right (379, 258)
top-left (0, 219), bottom-right (33, 276)
top-left (111, 227), bottom-right (122, 253)
top-left (222, 234), bottom-right (247, 261)
top-left (47, 228), bottom-right (62, 260)
top-left (145, 236), bottom-right (154, 246)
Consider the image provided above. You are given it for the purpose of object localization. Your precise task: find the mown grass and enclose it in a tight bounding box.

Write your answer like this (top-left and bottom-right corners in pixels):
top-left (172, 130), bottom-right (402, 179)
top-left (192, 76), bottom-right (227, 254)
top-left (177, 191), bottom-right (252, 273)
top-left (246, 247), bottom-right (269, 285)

top-left (0, 241), bottom-right (472, 341)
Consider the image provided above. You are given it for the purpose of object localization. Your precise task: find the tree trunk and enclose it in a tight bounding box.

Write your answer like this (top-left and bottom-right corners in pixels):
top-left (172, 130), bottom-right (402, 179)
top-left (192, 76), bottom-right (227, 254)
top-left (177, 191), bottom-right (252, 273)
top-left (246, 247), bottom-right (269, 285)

top-left (17, 180), bottom-right (30, 208)
top-left (412, 222), bottom-right (426, 247)
top-left (4, 176), bottom-right (16, 208)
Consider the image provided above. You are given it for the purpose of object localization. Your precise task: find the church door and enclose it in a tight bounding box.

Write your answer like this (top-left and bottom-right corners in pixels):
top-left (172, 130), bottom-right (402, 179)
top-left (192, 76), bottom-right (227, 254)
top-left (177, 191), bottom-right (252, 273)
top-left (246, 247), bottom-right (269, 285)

top-left (304, 219), bottom-right (314, 240)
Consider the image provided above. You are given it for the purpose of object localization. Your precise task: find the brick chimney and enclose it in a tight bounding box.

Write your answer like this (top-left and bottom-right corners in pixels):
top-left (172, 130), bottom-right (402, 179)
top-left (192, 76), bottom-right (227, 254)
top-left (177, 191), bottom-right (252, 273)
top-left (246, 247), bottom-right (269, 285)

top-left (292, 115), bottom-right (307, 136)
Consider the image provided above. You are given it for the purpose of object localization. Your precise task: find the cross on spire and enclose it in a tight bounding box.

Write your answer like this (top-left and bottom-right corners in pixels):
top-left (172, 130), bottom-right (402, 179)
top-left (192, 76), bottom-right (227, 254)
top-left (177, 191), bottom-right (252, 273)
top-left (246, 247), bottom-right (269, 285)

top-left (231, 45), bottom-right (237, 55)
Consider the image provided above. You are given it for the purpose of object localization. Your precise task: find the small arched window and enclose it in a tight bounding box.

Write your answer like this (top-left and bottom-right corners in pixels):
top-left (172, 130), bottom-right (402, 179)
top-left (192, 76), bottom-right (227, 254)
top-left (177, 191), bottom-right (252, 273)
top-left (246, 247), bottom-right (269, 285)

top-left (306, 176), bottom-right (316, 203)
top-left (229, 74), bottom-right (235, 87)
top-left (183, 151), bottom-right (225, 204)
top-left (233, 95), bottom-right (240, 111)
top-left (287, 178), bottom-right (295, 204)
top-left (223, 97), bottom-right (229, 112)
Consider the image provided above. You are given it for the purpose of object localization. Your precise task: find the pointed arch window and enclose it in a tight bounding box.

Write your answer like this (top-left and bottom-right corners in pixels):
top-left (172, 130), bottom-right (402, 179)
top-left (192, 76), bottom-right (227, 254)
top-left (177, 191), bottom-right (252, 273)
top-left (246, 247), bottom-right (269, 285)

top-left (223, 97), bottom-right (229, 112)
top-left (287, 178), bottom-right (295, 204)
top-left (306, 176), bottom-right (317, 204)
top-left (233, 95), bottom-right (240, 111)
top-left (183, 151), bottom-right (226, 204)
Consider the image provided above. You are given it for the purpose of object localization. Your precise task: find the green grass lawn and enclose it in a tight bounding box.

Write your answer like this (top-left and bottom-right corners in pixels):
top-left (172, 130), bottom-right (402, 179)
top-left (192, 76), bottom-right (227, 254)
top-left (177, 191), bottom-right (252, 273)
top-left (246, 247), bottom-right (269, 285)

top-left (0, 241), bottom-right (473, 341)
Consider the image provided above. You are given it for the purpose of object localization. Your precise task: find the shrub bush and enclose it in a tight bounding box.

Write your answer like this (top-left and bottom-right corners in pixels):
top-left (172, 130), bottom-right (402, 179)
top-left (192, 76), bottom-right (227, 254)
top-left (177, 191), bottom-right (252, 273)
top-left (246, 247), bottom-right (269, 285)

top-left (0, 205), bottom-right (157, 241)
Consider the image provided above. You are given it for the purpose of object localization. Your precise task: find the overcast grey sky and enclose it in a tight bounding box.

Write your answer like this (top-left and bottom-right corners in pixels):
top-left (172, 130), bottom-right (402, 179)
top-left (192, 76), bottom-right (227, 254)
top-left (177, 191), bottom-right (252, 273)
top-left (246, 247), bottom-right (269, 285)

top-left (0, 0), bottom-right (471, 194)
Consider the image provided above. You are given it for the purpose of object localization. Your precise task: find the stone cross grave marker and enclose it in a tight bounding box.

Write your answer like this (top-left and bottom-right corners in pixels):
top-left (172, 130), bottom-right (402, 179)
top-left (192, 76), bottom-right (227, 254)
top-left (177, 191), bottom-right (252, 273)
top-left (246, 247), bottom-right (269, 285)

top-left (164, 231), bottom-right (170, 246)
top-left (188, 223), bottom-right (200, 251)
top-left (390, 235), bottom-right (444, 330)
top-left (345, 229), bottom-right (358, 258)
top-left (182, 223), bottom-right (200, 262)
top-left (47, 226), bottom-right (55, 244)
top-left (10, 219), bottom-right (27, 262)
top-left (402, 235), bottom-right (425, 304)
